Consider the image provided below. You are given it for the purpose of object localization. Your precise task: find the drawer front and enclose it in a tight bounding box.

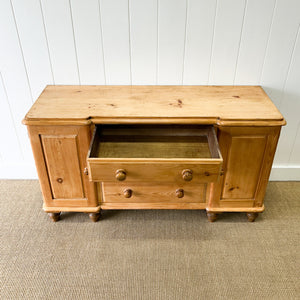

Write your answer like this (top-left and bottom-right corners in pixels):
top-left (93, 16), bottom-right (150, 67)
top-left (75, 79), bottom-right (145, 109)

top-left (88, 161), bottom-right (222, 183)
top-left (87, 125), bottom-right (223, 183)
top-left (101, 182), bottom-right (207, 203)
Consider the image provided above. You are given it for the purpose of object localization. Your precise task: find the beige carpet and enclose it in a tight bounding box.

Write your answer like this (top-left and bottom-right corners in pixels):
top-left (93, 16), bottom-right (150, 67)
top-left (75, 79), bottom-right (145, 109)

top-left (0, 180), bottom-right (299, 299)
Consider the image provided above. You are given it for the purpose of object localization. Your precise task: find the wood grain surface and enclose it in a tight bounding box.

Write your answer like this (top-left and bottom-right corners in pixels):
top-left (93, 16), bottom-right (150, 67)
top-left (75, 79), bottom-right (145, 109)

top-left (101, 182), bottom-right (207, 203)
top-left (23, 86), bottom-right (285, 126)
top-left (27, 125), bottom-right (98, 209)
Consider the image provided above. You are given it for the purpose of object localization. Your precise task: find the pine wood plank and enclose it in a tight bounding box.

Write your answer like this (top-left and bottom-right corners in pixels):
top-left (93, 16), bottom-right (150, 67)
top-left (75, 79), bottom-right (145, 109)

top-left (87, 161), bottom-right (222, 183)
top-left (207, 205), bottom-right (264, 213)
top-left (102, 182), bottom-right (206, 204)
top-left (100, 202), bottom-right (207, 210)
top-left (27, 125), bottom-right (98, 208)
top-left (43, 205), bottom-right (101, 213)
top-left (208, 126), bottom-right (281, 211)
top-left (23, 85), bottom-right (285, 126)
top-left (41, 134), bottom-right (84, 199)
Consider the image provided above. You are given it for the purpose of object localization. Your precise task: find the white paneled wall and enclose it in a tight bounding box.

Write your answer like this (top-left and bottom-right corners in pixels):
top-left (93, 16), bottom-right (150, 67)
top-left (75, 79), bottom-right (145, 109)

top-left (130, 0), bottom-right (157, 84)
top-left (0, 0), bottom-right (299, 179)
top-left (70, 0), bottom-right (106, 84)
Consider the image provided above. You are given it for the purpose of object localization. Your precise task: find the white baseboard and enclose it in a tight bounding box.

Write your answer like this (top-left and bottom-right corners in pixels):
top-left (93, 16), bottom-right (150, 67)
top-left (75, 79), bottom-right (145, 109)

top-left (0, 162), bottom-right (38, 179)
top-left (269, 165), bottom-right (300, 181)
top-left (0, 163), bottom-right (299, 181)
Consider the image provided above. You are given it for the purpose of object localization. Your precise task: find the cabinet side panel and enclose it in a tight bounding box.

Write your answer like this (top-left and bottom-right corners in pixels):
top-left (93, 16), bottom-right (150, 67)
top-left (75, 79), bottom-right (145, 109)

top-left (222, 135), bottom-right (267, 199)
top-left (76, 125), bottom-right (98, 207)
top-left (254, 127), bottom-right (281, 206)
top-left (41, 135), bottom-right (84, 199)
top-left (27, 126), bottom-right (53, 206)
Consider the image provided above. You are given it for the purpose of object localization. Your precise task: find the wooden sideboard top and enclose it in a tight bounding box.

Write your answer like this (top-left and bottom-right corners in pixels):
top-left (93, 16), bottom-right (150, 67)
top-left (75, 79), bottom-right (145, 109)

top-left (23, 85), bottom-right (286, 126)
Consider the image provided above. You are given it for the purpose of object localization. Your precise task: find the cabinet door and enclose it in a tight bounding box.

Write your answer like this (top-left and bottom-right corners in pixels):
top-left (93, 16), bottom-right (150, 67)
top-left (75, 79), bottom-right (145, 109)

top-left (27, 125), bottom-right (97, 209)
top-left (41, 134), bottom-right (84, 199)
top-left (209, 126), bottom-right (281, 209)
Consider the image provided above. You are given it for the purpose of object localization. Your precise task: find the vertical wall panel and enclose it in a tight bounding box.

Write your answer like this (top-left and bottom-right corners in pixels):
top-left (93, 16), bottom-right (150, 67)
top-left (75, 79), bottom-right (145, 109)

top-left (1, 0), bottom-right (300, 178)
top-left (234, 0), bottom-right (275, 85)
top-left (157, 0), bottom-right (187, 84)
top-left (70, 0), bottom-right (105, 84)
top-left (209, 0), bottom-right (246, 84)
top-left (274, 27), bottom-right (300, 164)
top-left (260, 0), bottom-right (300, 165)
top-left (289, 123), bottom-right (300, 164)
top-left (130, 0), bottom-right (157, 84)
top-left (11, 0), bottom-right (53, 100)
top-left (100, 0), bottom-right (131, 84)
top-left (183, 0), bottom-right (217, 85)
top-left (41, 0), bottom-right (80, 84)
top-left (0, 0), bottom-right (34, 162)
top-left (260, 0), bottom-right (300, 108)
top-left (0, 73), bottom-right (23, 161)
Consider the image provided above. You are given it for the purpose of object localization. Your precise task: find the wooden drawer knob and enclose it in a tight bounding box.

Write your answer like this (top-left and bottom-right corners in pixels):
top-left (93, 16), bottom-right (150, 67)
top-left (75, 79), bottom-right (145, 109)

top-left (116, 169), bottom-right (126, 181)
top-left (57, 177), bottom-right (63, 183)
top-left (175, 188), bottom-right (184, 198)
top-left (123, 188), bottom-right (132, 198)
top-left (182, 169), bottom-right (193, 181)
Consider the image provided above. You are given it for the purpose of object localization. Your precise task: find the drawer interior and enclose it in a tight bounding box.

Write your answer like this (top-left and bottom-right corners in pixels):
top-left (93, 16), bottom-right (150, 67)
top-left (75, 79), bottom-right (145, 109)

top-left (89, 125), bottom-right (221, 160)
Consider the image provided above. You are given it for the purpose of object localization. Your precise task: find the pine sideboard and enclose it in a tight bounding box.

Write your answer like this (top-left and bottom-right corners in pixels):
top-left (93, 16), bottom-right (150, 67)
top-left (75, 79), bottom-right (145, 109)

top-left (23, 86), bottom-right (286, 222)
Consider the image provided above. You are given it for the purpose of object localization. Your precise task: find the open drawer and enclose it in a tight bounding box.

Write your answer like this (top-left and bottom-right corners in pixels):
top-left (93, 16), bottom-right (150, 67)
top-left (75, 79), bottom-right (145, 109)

top-left (87, 125), bottom-right (223, 183)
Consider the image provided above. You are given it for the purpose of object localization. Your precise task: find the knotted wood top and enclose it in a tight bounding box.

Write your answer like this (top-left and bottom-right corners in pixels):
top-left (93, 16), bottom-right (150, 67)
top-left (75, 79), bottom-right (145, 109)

top-left (23, 85), bottom-right (285, 126)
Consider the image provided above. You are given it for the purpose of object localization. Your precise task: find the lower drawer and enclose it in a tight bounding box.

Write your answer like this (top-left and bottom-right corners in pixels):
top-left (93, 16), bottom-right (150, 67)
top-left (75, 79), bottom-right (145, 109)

top-left (101, 182), bottom-right (207, 203)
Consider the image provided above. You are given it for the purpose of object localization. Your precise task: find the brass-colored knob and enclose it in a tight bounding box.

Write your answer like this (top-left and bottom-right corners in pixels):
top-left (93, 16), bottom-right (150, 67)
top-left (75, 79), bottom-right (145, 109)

top-left (84, 167), bottom-right (88, 175)
top-left (175, 188), bottom-right (184, 198)
top-left (116, 169), bottom-right (126, 181)
top-left (182, 169), bottom-right (193, 181)
top-left (57, 177), bottom-right (63, 183)
top-left (123, 188), bottom-right (132, 198)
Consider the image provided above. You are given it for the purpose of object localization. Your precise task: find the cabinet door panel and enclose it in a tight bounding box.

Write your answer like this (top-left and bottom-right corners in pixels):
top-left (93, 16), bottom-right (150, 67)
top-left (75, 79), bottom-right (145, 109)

top-left (41, 135), bottom-right (84, 199)
top-left (27, 125), bottom-right (98, 209)
top-left (208, 126), bottom-right (281, 211)
top-left (222, 135), bottom-right (266, 199)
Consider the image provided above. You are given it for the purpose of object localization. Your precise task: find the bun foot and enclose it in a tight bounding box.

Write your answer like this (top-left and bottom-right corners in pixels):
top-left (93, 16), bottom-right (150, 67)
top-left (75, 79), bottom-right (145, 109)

top-left (247, 212), bottom-right (258, 222)
top-left (207, 212), bottom-right (217, 222)
top-left (89, 212), bottom-right (101, 222)
top-left (48, 212), bottom-right (60, 222)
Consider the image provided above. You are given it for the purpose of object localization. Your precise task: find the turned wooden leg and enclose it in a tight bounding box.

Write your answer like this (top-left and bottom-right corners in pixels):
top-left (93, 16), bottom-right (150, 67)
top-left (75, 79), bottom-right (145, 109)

top-left (247, 212), bottom-right (258, 222)
top-left (89, 211), bottom-right (101, 222)
top-left (207, 212), bottom-right (217, 222)
top-left (48, 212), bottom-right (60, 222)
